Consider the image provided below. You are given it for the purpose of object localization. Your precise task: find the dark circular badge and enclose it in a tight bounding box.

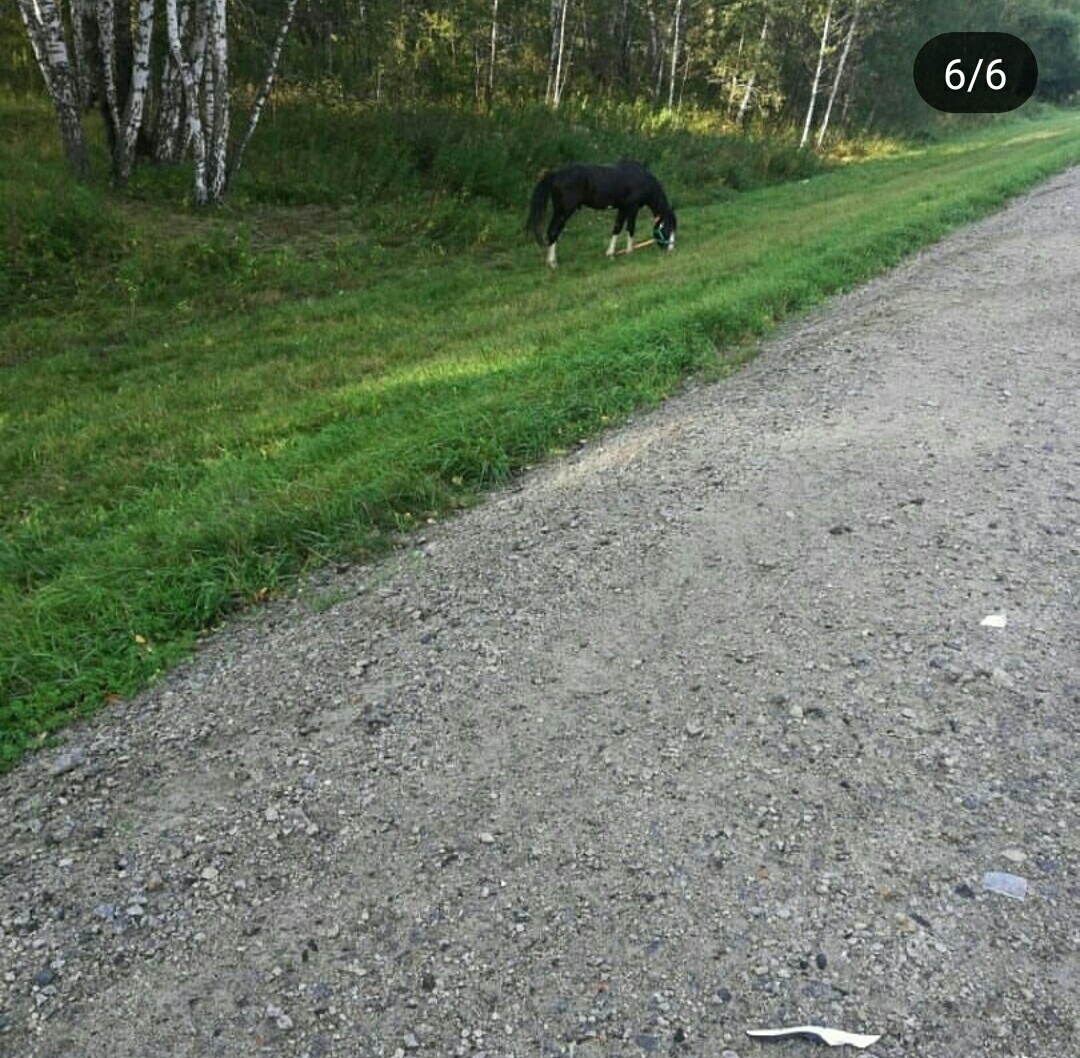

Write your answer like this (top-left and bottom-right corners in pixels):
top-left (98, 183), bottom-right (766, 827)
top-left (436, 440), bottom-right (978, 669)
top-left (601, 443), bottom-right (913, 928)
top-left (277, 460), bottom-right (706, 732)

top-left (913, 33), bottom-right (1037, 114)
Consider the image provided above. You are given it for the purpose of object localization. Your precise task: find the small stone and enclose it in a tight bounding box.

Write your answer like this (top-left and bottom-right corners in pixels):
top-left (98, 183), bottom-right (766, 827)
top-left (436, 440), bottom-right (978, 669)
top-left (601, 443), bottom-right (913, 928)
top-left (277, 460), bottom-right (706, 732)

top-left (991, 667), bottom-right (1015, 689)
top-left (146, 870), bottom-right (164, 892)
top-left (404, 1031), bottom-right (420, 1050)
top-left (265, 1003), bottom-right (293, 1030)
top-left (50, 747), bottom-right (87, 776)
top-left (201, 866), bottom-right (220, 882)
top-left (1001, 848), bottom-right (1027, 864)
top-left (685, 719), bottom-right (705, 737)
top-left (32, 968), bottom-right (57, 988)
top-left (816, 952), bottom-right (827, 970)
top-left (477, 831), bottom-right (496, 845)
top-left (789, 704), bottom-right (804, 719)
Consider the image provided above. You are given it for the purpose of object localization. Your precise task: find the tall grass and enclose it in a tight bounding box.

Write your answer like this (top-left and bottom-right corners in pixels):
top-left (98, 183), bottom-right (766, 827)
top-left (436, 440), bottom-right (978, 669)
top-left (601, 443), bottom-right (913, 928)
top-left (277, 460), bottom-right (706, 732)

top-left (2, 90), bottom-right (1079, 768)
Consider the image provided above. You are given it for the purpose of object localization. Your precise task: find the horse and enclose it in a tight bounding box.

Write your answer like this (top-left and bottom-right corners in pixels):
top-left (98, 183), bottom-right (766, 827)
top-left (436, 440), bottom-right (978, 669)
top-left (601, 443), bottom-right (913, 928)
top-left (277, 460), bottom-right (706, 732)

top-left (526, 161), bottom-right (677, 268)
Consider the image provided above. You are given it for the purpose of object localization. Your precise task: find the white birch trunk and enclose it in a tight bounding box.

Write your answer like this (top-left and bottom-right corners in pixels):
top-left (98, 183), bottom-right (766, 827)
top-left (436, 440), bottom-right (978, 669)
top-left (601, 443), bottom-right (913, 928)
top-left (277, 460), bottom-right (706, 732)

top-left (69, 0), bottom-right (93, 105)
top-left (800, 0), bottom-right (834, 149)
top-left (166, 0), bottom-right (208, 204)
top-left (487, 0), bottom-right (498, 104)
top-left (205, 0), bottom-right (229, 201)
top-left (95, 0), bottom-right (122, 149)
top-left (666, 0), bottom-right (683, 111)
top-left (153, 56), bottom-right (185, 163)
top-left (550, 0), bottom-right (570, 107)
top-left (115, 0), bottom-right (154, 182)
top-left (16, 0), bottom-right (91, 177)
top-left (816, 1), bottom-right (859, 149)
top-left (229, 0), bottom-right (299, 183)
top-left (736, 14), bottom-right (768, 126)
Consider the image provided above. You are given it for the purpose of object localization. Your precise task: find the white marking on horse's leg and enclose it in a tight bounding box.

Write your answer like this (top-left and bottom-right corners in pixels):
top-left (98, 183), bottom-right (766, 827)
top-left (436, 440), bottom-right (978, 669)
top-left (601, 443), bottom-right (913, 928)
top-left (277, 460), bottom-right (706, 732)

top-left (547, 242), bottom-right (558, 268)
top-left (625, 232), bottom-right (634, 253)
top-left (666, 231), bottom-right (675, 251)
top-left (606, 235), bottom-right (618, 258)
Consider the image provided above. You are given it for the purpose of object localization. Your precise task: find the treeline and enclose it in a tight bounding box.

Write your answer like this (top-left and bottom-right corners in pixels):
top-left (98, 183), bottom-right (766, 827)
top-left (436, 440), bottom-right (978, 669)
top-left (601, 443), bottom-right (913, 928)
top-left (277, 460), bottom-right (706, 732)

top-left (274, 0), bottom-right (1079, 125)
top-left (3, 0), bottom-right (1078, 204)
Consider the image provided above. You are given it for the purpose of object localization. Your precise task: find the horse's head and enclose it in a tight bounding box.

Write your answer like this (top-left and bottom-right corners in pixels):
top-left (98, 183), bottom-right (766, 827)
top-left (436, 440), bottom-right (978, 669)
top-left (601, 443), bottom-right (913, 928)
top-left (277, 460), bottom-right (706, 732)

top-left (652, 207), bottom-right (677, 251)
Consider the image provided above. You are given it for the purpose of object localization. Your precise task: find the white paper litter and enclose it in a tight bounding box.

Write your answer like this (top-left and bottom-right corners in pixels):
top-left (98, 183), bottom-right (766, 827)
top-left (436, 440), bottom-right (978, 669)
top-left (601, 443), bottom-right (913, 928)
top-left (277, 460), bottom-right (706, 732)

top-left (746, 1025), bottom-right (882, 1048)
top-left (982, 871), bottom-right (1028, 900)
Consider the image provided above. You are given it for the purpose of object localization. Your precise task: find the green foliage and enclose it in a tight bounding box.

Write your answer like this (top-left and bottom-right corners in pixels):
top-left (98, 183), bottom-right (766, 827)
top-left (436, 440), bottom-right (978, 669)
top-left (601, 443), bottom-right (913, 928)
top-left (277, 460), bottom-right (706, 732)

top-left (1, 96), bottom-right (126, 312)
top-left (2, 89), bottom-right (1080, 769)
top-left (230, 97), bottom-right (825, 219)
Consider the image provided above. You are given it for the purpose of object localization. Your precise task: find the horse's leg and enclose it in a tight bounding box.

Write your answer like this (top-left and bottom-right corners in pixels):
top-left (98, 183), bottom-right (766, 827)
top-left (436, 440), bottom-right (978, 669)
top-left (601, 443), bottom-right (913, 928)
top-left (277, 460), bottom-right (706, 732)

top-left (546, 195), bottom-right (574, 269)
top-left (624, 209), bottom-right (640, 254)
top-left (607, 210), bottom-right (628, 259)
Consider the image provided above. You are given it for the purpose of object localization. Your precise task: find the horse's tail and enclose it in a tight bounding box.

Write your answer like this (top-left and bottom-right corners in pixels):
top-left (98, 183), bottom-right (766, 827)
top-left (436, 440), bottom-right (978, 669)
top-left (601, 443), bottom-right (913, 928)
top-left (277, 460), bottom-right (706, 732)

top-left (526, 171), bottom-right (555, 245)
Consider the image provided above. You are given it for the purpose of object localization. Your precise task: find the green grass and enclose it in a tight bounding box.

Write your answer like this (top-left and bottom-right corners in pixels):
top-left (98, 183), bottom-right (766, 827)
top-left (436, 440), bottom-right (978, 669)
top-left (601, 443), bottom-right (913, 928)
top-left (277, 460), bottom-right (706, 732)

top-left (2, 94), bottom-right (1079, 769)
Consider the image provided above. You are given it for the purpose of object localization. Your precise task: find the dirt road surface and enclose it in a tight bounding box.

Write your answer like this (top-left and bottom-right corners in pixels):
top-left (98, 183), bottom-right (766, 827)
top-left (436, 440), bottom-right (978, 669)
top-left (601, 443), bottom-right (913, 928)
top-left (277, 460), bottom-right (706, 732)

top-left (3, 168), bottom-right (1078, 1058)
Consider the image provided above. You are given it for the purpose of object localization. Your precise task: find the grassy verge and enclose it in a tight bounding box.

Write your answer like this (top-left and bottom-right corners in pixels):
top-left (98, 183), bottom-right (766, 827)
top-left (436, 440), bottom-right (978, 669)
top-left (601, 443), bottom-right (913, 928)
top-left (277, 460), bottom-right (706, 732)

top-left (2, 99), bottom-right (1079, 768)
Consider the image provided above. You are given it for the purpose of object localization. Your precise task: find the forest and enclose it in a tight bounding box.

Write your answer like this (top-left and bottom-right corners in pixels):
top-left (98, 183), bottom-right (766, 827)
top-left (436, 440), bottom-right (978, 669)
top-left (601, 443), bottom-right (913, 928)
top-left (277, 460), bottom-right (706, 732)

top-left (6, 0), bottom-right (1080, 201)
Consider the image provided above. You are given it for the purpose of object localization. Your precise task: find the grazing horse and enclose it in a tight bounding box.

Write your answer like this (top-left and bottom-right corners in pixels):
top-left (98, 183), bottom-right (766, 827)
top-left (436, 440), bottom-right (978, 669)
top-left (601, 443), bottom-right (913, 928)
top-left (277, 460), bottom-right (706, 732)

top-left (526, 161), bottom-right (677, 268)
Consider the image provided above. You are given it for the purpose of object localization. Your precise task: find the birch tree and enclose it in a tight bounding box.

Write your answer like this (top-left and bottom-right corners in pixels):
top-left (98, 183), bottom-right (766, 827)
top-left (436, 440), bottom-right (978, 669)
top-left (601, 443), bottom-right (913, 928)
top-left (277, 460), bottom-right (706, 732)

top-left (666, 0), bottom-right (684, 110)
top-left (17, 0), bottom-right (298, 203)
top-left (116, 0), bottom-right (155, 183)
top-left (547, 0), bottom-right (572, 106)
top-left (15, 0), bottom-right (90, 177)
top-left (815, 0), bottom-right (859, 148)
top-left (800, 0), bottom-right (834, 148)
top-left (736, 10), bottom-right (769, 125)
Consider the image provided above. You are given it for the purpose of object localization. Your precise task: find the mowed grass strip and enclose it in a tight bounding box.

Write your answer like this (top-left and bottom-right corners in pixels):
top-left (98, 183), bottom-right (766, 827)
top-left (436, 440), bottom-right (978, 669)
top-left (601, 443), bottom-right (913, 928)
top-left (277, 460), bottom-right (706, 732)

top-left (2, 112), bottom-right (1079, 767)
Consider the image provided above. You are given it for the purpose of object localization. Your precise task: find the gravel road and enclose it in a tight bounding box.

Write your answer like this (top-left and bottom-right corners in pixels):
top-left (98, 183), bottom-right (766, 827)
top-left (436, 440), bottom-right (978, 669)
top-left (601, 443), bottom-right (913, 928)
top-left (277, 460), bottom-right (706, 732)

top-left (2, 167), bottom-right (1078, 1058)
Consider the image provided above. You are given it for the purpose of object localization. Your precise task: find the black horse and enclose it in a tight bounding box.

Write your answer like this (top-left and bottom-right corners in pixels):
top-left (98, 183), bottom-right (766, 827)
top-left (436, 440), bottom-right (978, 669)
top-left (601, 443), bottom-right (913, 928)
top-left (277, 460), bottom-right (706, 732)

top-left (526, 161), bottom-right (677, 268)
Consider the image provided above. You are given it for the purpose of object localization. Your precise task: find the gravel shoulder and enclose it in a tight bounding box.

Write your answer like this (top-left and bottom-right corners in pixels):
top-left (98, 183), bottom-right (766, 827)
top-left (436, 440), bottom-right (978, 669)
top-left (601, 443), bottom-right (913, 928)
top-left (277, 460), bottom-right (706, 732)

top-left (3, 169), bottom-right (1078, 1058)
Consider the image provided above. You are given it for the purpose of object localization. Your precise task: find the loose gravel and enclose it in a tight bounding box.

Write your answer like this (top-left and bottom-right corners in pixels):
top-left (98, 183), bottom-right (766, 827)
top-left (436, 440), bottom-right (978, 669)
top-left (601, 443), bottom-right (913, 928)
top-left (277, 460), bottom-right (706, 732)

top-left (2, 168), bottom-right (1078, 1058)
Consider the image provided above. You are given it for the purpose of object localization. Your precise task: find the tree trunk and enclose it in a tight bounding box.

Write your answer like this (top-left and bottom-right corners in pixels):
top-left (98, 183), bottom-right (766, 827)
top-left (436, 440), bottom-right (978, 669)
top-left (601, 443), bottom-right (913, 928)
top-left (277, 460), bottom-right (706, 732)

top-left (736, 13), bottom-right (769, 127)
top-left (16, 0), bottom-right (91, 178)
top-left (487, 0), bottom-right (498, 106)
top-left (166, 0), bottom-right (208, 204)
top-left (548, 0), bottom-right (571, 107)
top-left (205, 0), bottom-right (229, 201)
top-left (153, 55), bottom-right (186, 164)
top-left (800, 0), bottom-right (834, 149)
top-left (97, 0), bottom-right (123, 158)
top-left (816, 1), bottom-right (859, 148)
top-left (230, 0), bottom-right (299, 183)
top-left (666, 0), bottom-right (684, 111)
top-left (115, 0), bottom-right (155, 183)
